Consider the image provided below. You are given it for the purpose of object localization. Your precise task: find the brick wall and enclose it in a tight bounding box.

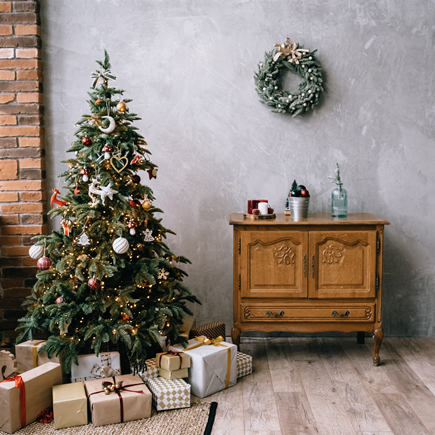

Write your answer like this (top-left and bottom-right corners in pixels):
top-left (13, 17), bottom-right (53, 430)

top-left (0, 0), bottom-right (46, 343)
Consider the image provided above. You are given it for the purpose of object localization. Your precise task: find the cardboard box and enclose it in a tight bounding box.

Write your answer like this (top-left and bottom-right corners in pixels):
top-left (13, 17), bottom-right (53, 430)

top-left (71, 352), bottom-right (120, 382)
top-left (52, 382), bottom-right (88, 429)
top-left (147, 378), bottom-right (190, 411)
top-left (85, 374), bottom-right (151, 426)
top-left (0, 362), bottom-right (62, 434)
top-left (170, 336), bottom-right (237, 398)
top-left (237, 352), bottom-right (253, 378)
top-left (136, 358), bottom-right (159, 383)
top-left (158, 367), bottom-right (188, 380)
top-left (156, 351), bottom-right (190, 371)
top-left (15, 340), bottom-right (66, 379)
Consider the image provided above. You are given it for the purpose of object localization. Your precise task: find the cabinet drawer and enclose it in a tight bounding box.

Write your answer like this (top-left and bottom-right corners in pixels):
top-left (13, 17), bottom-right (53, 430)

top-left (241, 303), bottom-right (375, 322)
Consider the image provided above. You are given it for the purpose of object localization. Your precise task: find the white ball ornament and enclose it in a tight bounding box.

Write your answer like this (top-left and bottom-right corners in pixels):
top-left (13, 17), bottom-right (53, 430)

top-left (29, 244), bottom-right (44, 260)
top-left (113, 237), bottom-right (129, 254)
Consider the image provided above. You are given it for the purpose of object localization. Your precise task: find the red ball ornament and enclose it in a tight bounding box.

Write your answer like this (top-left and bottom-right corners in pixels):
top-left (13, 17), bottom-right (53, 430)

top-left (132, 175), bottom-right (141, 183)
top-left (82, 137), bottom-right (92, 147)
top-left (301, 189), bottom-right (310, 197)
top-left (37, 256), bottom-right (52, 270)
top-left (88, 277), bottom-right (101, 291)
top-left (55, 296), bottom-right (64, 304)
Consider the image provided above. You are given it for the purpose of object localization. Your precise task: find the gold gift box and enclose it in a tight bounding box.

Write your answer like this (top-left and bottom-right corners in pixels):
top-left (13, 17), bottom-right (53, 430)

top-left (156, 352), bottom-right (190, 371)
top-left (158, 367), bottom-right (189, 380)
top-left (53, 382), bottom-right (88, 429)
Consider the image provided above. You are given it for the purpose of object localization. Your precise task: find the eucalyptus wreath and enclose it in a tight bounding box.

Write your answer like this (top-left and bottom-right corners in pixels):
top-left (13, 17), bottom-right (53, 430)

top-left (254, 38), bottom-right (324, 117)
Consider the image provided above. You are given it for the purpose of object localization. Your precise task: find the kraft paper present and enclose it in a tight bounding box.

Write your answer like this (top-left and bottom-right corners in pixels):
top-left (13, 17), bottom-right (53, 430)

top-left (156, 351), bottom-right (190, 371)
top-left (71, 352), bottom-right (120, 382)
top-left (170, 336), bottom-right (237, 398)
top-left (52, 382), bottom-right (88, 429)
top-left (147, 378), bottom-right (190, 411)
top-left (136, 358), bottom-right (159, 383)
top-left (158, 367), bottom-right (189, 381)
top-left (0, 362), bottom-right (62, 434)
top-left (85, 374), bottom-right (151, 426)
top-left (15, 340), bottom-right (67, 379)
top-left (237, 352), bottom-right (253, 378)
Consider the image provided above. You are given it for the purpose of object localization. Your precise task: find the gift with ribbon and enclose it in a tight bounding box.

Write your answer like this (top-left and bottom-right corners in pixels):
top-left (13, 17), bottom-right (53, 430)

top-left (170, 335), bottom-right (237, 398)
top-left (71, 351), bottom-right (120, 383)
top-left (135, 357), bottom-right (159, 383)
top-left (0, 362), bottom-right (62, 434)
top-left (156, 351), bottom-right (191, 371)
top-left (15, 340), bottom-right (67, 379)
top-left (84, 374), bottom-right (152, 426)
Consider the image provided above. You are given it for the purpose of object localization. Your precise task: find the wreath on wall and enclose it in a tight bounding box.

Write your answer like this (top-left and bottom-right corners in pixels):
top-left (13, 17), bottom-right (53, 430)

top-left (254, 38), bottom-right (324, 117)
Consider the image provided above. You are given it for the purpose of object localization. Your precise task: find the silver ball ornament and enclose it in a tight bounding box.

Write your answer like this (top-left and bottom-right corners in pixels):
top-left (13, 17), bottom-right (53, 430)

top-left (29, 244), bottom-right (44, 260)
top-left (113, 237), bottom-right (129, 254)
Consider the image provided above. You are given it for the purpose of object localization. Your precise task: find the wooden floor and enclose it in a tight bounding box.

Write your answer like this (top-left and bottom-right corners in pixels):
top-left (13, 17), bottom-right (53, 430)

top-left (193, 337), bottom-right (435, 435)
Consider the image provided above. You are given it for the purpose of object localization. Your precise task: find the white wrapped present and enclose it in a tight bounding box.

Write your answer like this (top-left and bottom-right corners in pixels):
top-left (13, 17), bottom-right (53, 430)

top-left (147, 378), bottom-right (190, 411)
top-left (136, 358), bottom-right (159, 383)
top-left (71, 352), bottom-right (120, 382)
top-left (237, 352), bottom-right (252, 378)
top-left (170, 336), bottom-right (237, 398)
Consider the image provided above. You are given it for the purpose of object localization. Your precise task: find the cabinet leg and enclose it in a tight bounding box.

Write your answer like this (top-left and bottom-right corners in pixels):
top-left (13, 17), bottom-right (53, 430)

top-left (373, 327), bottom-right (384, 366)
top-left (357, 332), bottom-right (365, 344)
top-left (231, 327), bottom-right (241, 350)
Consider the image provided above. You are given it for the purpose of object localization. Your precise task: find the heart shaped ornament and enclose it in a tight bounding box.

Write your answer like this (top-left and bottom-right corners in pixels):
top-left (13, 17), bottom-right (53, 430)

top-left (110, 155), bottom-right (129, 173)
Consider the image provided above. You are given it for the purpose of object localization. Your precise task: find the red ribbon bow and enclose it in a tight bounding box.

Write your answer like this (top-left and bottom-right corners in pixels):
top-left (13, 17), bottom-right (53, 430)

top-left (1, 376), bottom-right (26, 428)
top-left (159, 350), bottom-right (183, 369)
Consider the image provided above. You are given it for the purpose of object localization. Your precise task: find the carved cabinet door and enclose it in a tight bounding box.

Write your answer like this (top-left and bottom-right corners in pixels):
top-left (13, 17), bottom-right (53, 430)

top-left (308, 231), bottom-right (377, 299)
top-left (240, 230), bottom-right (308, 299)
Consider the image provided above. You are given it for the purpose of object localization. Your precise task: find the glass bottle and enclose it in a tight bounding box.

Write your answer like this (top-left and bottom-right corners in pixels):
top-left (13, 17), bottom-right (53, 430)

top-left (331, 182), bottom-right (348, 217)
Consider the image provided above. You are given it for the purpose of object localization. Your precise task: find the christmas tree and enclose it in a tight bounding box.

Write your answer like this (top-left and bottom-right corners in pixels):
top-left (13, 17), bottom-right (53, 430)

top-left (17, 51), bottom-right (200, 372)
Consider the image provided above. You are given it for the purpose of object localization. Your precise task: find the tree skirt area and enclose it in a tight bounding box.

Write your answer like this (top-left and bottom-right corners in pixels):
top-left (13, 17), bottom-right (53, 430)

top-left (1, 402), bottom-right (217, 435)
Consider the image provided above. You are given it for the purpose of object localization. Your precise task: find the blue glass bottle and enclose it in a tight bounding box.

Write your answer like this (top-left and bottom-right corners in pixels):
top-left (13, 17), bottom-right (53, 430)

top-left (331, 183), bottom-right (348, 218)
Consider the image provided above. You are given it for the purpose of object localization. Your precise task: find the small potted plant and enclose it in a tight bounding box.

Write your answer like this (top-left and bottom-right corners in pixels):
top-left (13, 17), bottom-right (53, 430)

top-left (287, 180), bottom-right (310, 218)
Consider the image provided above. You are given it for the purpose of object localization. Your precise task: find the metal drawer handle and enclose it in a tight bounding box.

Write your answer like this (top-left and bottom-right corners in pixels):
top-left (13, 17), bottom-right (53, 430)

top-left (332, 310), bottom-right (350, 317)
top-left (266, 310), bottom-right (285, 318)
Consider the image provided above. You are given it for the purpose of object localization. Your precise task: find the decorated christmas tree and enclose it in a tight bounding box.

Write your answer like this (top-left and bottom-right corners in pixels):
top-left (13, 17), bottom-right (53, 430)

top-left (17, 51), bottom-right (200, 371)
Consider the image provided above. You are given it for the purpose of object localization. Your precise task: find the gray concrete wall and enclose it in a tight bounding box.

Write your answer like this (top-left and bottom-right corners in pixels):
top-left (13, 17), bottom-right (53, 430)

top-left (41, 0), bottom-right (435, 336)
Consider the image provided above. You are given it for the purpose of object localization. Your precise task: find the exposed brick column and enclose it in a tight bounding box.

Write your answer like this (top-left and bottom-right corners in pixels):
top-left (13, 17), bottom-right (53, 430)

top-left (0, 0), bottom-right (46, 343)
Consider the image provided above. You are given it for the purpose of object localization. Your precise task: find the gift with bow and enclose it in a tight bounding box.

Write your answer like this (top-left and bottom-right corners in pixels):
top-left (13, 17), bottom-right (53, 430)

top-left (71, 351), bottom-right (120, 383)
top-left (170, 335), bottom-right (237, 398)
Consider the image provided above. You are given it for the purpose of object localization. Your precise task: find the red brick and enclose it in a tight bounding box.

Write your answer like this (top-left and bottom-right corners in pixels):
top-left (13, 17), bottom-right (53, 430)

top-left (1, 267), bottom-right (38, 278)
top-left (0, 81), bottom-right (39, 92)
top-left (16, 48), bottom-right (39, 58)
top-left (0, 59), bottom-right (39, 69)
top-left (21, 214), bottom-right (44, 225)
top-left (0, 257), bottom-right (21, 267)
top-left (18, 137), bottom-right (42, 148)
top-left (0, 48), bottom-right (14, 58)
top-left (0, 25), bottom-right (12, 35)
top-left (0, 299), bottom-right (25, 310)
top-left (18, 114), bottom-right (42, 125)
top-left (0, 159), bottom-right (18, 180)
top-left (0, 137), bottom-right (17, 148)
top-left (0, 94), bottom-right (15, 104)
top-left (0, 147), bottom-right (43, 158)
top-left (0, 179), bottom-right (44, 190)
top-left (0, 125), bottom-right (40, 136)
top-left (22, 257), bottom-right (37, 266)
top-left (20, 168), bottom-right (44, 179)
top-left (14, 24), bottom-right (41, 36)
top-left (1, 224), bottom-right (46, 235)
top-left (19, 158), bottom-right (43, 169)
top-left (13, 2), bottom-right (39, 13)
top-left (0, 13), bottom-right (37, 25)
top-left (0, 115), bottom-right (17, 126)
top-left (0, 70), bottom-right (15, 80)
top-left (16, 93), bottom-right (43, 103)
top-left (20, 190), bottom-right (43, 201)
top-left (0, 192), bottom-right (18, 201)
top-left (2, 246), bottom-right (31, 256)
top-left (2, 288), bottom-right (31, 298)
top-left (0, 214), bottom-right (19, 225)
top-left (0, 35), bottom-right (40, 48)
top-left (0, 104), bottom-right (41, 115)
top-left (1, 203), bottom-right (44, 214)
top-left (0, 236), bottom-right (20, 246)
top-left (0, 278), bottom-right (24, 288)
top-left (0, 2), bottom-right (12, 13)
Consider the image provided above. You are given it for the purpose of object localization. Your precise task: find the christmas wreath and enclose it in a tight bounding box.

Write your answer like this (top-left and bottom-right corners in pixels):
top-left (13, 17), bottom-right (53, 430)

top-left (254, 38), bottom-right (324, 117)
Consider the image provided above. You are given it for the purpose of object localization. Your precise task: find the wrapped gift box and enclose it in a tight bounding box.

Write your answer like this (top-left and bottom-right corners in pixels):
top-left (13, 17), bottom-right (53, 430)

top-left (237, 352), bottom-right (253, 378)
top-left (170, 336), bottom-right (237, 398)
top-left (71, 351), bottom-right (120, 382)
top-left (190, 321), bottom-right (225, 340)
top-left (158, 367), bottom-right (188, 380)
top-left (15, 340), bottom-right (67, 380)
top-left (85, 374), bottom-right (151, 426)
top-left (0, 362), bottom-right (62, 434)
top-left (135, 358), bottom-right (159, 383)
top-left (147, 378), bottom-right (190, 411)
top-left (179, 316), bottom-right (196, 339)
top-left (52, 382), bottom-right (88, 429)
top-left (156, 351), bottom-right (190, 371)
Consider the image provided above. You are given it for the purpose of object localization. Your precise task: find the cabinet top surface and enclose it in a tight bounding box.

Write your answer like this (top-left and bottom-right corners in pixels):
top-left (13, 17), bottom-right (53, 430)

top-left (229, 212), bottom-right (390, 226)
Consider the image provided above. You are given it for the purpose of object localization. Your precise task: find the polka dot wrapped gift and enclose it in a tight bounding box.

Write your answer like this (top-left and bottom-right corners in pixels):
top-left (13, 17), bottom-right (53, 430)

top-left (147, 377), bottom-right (191, 411)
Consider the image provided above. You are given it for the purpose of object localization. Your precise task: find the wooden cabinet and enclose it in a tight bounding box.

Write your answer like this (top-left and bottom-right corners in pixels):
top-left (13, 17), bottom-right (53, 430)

top-left (230, 213), bottom-right (389, 365)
